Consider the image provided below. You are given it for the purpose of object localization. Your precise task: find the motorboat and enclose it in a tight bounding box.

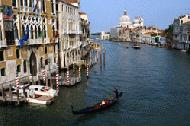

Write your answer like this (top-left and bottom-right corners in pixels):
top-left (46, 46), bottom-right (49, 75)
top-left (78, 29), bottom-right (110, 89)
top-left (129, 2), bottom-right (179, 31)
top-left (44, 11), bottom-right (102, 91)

top-left (28, 85), bottom-right (57, 97)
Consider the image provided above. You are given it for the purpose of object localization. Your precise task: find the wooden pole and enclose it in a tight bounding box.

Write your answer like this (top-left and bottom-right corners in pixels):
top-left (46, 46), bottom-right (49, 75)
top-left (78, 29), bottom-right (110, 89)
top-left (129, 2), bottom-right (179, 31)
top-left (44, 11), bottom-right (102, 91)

top-left (9, 84), bottom-right (12, 100)
top-left (46, 72), bottom-right (48, 87)
top-left (103, 49), bottom-right (106, 67)
top-left (100, 52), bottom-right (102, 69)
top-left (1, 84), bottom-right (4, 101)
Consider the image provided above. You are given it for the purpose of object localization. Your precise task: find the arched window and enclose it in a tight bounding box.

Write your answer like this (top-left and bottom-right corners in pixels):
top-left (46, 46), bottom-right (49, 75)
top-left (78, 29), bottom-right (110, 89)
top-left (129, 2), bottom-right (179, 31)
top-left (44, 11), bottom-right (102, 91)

top-left (29, 0), bottom-right (32, 7)
top-left (35, 26), bottom-right (37, 39)
top-left (14, 23), bottom-right (18, 39)
top-left (12, 0), bottom-right (16, 6)
top-left (40, 57), bottom-right (43, 68)
top-left (25, 0), bottom-right (28, 6)
top-left (30, 26), bottom-right (33, 39)
top-left (22, 25), bottom-right (25, 36)
top-left (38, 26), bottom-right (41, 38)
top-left (23, 60), bottom-right (27, 73)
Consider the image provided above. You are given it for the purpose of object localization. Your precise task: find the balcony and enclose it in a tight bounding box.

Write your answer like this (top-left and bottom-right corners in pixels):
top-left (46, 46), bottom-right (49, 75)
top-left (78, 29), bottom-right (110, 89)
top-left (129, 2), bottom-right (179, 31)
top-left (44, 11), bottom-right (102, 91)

top-left (67, 30), bottom-right (79, 35)
top-left (28, 38), bottom-right (43, 45)
top-left (44, 38), bottom-right (51, 44)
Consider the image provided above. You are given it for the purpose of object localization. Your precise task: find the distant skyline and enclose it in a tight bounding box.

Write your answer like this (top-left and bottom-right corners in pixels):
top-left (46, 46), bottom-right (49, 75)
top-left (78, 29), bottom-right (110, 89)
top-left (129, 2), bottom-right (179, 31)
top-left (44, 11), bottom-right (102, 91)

top-left (80, 0), bottom-right (190, 33)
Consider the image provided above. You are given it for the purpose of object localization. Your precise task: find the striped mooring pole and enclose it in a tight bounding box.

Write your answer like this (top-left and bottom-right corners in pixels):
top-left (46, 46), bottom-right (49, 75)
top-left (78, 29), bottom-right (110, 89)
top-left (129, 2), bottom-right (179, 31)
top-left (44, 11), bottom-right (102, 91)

top-left (66, 68), bottom-right (70, 84)
top-left (42, 69), bottom-right (46, 82)
top-left (78, 67), bottom-right (81, 78)
top-left (56, 64), bottom-right (59, 92)
top-left (16, 75), bottom-right (20, 89)
top-left (16, 74), bottom-right (20, 105)
top-left (86, 64), bottom-right (89, 79)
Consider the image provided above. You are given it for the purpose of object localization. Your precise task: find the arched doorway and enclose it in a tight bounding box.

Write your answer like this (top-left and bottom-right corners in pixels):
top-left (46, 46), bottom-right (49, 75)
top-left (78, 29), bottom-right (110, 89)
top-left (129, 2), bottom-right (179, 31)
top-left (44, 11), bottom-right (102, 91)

top-left (29, 52), bottom-right (37, 76)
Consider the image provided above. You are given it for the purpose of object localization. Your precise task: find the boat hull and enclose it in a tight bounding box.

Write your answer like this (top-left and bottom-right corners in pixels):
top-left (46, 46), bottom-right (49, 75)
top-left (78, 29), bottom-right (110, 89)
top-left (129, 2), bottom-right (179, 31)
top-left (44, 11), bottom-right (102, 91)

top-left (71, 92), bottom-right (123, 115)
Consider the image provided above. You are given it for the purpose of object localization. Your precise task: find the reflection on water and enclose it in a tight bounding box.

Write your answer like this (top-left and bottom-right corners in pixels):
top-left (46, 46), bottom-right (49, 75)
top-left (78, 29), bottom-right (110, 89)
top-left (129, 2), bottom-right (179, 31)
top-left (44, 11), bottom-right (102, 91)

top-left (1, 41), bottom-right (190, 126)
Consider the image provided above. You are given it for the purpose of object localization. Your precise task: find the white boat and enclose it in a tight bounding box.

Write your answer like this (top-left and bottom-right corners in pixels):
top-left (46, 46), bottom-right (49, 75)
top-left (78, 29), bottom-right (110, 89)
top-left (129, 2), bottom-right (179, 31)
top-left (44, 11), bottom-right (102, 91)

top-left (26, 96), bottom-right (53, 105)
top-left (181, 49), bottom-right (187, 53)
top-left (28, 85), bottom-right (57, 97)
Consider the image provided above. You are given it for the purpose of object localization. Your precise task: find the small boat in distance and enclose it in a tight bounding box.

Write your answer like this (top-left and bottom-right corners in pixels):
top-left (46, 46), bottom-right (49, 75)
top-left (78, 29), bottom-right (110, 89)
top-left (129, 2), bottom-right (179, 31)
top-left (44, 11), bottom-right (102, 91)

top-left (133, 42), bottom-right (141, 49)
top-left (71, 89), bottom-right (123, 115)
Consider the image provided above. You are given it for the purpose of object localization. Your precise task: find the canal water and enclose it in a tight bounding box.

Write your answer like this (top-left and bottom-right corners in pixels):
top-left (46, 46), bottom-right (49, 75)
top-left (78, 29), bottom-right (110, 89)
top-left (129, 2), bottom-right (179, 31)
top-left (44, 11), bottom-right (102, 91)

top-left (1, 40), bottom-right (190, 126)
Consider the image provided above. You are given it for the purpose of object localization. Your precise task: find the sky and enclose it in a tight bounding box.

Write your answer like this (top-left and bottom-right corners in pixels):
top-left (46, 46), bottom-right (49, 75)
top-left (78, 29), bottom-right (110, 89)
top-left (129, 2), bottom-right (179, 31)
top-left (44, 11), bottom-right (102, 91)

top-left (80, 0), bottom-right (190, 33)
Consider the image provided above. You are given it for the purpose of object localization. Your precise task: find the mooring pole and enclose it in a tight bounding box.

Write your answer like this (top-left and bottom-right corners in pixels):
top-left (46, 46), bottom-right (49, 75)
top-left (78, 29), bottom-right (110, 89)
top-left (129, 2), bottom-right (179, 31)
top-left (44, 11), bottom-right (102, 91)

top-left (1, 84), bottom-right (4, 101)
top-left (103, 49), bottom-right (106, 67)
top-left (9, 84), bottom-right (12, 100)
top-left (86, 64), bottom-right (89, 79)
top-left (16, 75), bottom-right (20, 105)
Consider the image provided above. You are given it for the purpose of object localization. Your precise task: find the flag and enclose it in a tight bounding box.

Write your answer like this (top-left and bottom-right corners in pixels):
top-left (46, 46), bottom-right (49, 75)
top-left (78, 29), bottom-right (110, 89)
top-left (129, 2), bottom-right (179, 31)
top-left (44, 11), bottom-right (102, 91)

top-left (19, 27), bottom-right (29, 47)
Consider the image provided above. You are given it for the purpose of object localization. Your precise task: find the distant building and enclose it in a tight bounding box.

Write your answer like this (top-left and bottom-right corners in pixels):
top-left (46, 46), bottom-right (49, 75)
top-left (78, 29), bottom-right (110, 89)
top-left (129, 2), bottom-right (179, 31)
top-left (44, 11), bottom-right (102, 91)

top-left (172, 14), bottom-right (190, 50)
top-left (110, 10), bottom-right (144, 42)
top-left (100, 32), bottom-right (110, 40)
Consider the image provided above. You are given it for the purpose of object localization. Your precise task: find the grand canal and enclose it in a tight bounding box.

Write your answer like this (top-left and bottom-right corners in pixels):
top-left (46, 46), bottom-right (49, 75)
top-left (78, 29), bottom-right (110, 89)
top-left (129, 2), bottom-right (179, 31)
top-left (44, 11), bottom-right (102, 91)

top-left (1, 40), bottom-right (190, 126)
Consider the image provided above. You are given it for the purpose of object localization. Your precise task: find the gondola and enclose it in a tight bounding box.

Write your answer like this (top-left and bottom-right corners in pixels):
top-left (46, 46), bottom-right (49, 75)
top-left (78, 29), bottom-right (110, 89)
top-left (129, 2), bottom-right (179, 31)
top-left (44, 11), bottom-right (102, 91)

top-left (71, 89), bottom-right (123, 115)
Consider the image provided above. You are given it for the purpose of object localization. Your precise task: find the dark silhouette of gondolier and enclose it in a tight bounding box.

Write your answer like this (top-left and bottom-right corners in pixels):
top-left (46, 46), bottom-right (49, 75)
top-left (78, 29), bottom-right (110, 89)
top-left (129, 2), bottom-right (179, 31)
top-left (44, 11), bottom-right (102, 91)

top-left (114, 88), bottom-right (119, 98)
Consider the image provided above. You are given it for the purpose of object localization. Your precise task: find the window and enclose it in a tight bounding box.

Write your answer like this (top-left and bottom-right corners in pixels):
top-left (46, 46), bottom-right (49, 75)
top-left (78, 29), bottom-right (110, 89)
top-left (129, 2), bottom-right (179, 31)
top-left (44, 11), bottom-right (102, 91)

top-left (189, 35), bottom-right (190, 41)
top-left (16, 49), bottom-right (20, 59)
top-left (30, 26), bottom-right (33, 39)
top-left (14, 23), bottom-right (18, 39)
top-left (1, 68), bottom-right (5, 76)
top-left (25, 0), bottom-right (28, 6)
top-left (20, 0), bottom-right (23, 6)
top-left (23, 60), bottom-right (27, 73)
top-left (45, 47), bottom-right (47, 54)
top-left (40, 57), bottom-right (43, 68)
top-left (188, 16), bottom-right (190, 19)
top-left (0, 51), bottom-right (4, 61)
top-left (181, 20), bottom-right (183, 24)
top-left (42, 0), bottom-right (45, 12)
top-left (29, 0), bottom-right (32, 7)
top-left (16, 65), bottom-right (21, 74)
top-left (38, 26), bottom-right (41, 38)
top-left (45, 59), bottom-right (48, 65)
top-left (12, 0), bottom-right (16, 6)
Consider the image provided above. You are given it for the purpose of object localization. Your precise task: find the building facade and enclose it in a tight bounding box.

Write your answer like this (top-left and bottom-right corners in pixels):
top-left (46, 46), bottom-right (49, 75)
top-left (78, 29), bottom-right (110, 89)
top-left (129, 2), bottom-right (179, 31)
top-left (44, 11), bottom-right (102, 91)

top-left (110, 10), bottom-right (144, 42)
top-left (0, 0), bottom-right (59, 84)
top-left (58, 0), bottom-right (81, 69)
top-left (172, 14), bottom-right (190, 50)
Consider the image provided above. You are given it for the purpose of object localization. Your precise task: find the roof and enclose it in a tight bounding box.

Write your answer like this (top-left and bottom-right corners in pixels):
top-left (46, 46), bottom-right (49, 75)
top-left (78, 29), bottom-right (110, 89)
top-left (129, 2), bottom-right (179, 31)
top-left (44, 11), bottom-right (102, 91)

top-left (79, 12), bottom-right (87, 15)
top-left (63, 0), bottom-right (80, 4)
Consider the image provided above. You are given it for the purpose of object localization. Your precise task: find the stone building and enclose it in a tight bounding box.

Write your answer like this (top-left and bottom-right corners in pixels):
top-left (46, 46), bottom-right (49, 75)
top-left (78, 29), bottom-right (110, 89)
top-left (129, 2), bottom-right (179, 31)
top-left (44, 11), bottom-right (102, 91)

top-left (0, 0), bottom-right (58, 84)
top-left (172, 14), bottom-right (190, 50)
top-left (110, 10), bottom-right (144, 42)
top-left (58, 0), bottom-right (81, 69)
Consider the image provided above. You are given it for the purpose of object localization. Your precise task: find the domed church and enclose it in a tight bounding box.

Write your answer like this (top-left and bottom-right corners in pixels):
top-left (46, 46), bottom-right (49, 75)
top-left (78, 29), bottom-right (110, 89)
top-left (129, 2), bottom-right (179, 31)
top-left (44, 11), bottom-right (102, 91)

top-left (119, 10), bottom-right (132, 28)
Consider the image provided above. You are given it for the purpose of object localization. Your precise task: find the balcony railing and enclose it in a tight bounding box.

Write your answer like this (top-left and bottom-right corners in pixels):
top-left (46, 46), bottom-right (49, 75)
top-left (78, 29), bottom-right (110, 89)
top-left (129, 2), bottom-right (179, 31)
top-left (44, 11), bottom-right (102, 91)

top-left (28, 38), bottom-right (43, 45)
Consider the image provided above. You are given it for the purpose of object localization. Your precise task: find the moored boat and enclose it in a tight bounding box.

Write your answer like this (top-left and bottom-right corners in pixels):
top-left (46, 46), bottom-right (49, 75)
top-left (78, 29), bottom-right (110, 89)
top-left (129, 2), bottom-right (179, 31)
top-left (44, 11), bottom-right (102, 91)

top-left (28, 85), bottom-right (58, 97)
top-left (26, 95), bottom-right (53, 105)
top-left (71, 89), bottom-right (123, 115)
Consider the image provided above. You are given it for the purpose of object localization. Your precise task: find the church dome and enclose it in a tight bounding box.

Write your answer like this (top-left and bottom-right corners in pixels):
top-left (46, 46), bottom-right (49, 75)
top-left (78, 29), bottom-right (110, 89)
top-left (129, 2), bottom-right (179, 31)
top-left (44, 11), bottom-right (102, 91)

top-left (119, 10), bottom-right (132, 28)
top-left (120, 10), bottom-right (131, 23)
